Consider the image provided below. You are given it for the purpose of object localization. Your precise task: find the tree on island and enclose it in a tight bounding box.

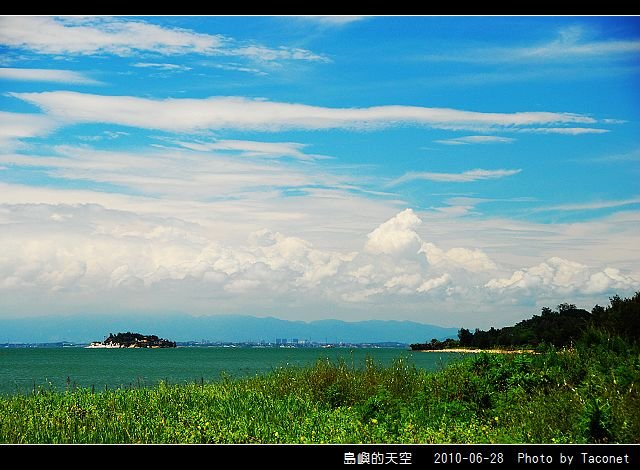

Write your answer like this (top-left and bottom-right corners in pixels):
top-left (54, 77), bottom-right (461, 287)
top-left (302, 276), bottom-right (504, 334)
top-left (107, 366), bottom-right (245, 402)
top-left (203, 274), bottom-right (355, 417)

top-left (104, 332), bottom-right (176, 348)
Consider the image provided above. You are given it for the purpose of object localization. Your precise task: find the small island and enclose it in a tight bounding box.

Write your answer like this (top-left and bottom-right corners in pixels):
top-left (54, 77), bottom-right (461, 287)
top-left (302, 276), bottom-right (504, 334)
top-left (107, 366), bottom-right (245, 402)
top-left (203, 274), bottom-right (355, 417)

top-left (87, 332), bottom-right (176, 349)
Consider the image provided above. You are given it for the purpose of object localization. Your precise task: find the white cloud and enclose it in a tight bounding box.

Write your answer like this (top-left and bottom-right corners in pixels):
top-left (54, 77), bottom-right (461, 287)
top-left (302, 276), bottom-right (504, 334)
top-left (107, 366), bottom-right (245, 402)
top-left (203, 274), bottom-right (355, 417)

top-left (0, 111), bottom-right (57, 149)
top-left (364, 208), bottom-right (422, 255)
top-left (340, 287), bottom-right (385, 303)
top-left (520, 127), bottom-right (609, 135)
top-left (434, 135), bottom-right (515, 145)
top-left (132, 62), bottom-right (192, 71)
top-left (510, 26), bottom-right (640, 61)
top-left (416, 273), bottom-right (451, 293)
top-left (0, 145), bottom-right (330, 201)
top-left (0, 207), bottom-right (424, 299)
top-left (10, 91), bottom-right (601, 134)
top-left (229, 45), bottom-right (328, 63)
top-left (533, 197), bottom-right (640, 213)
top-left (0, 203), bottom-right (352, 298)
top-left (389, 169), bottom-right (521, 186)
top-left (0, 16), bottom-right (326, 63)
top-left (172, 139), bottom-right (326, 161)
top-left (586, 148), bottom-right (640, 163)
top-left (421, 243), bottom-right (497, 273)
top-left (0, 16), bottom-right (222, 56)
top-left (430, 26), bottom-right (640, 64)
top-left (583, 268), bottom-right (639, 294)
top-left (0, 132), bottom-right (409, 264)
top-left (485, 257), bottom-right (640, 295)
top-left (78, 131), bottom-right (129, 142)
top-left (297, 16), bottom-right (368, 26)
top-left (0, 67), bottom-right (99, 84)
top-left (0, 202), bottom-right (637, 324)
top-left (384, 273), bottom-right (423, 290)
top-left (211, 62), bottom-right (268, 76)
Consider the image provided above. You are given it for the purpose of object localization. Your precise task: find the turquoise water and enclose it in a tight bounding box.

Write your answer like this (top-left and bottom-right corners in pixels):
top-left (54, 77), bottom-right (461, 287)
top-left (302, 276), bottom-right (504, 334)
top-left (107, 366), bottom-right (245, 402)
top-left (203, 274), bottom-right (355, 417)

top-left (0, 347), bottom-right (466, 396)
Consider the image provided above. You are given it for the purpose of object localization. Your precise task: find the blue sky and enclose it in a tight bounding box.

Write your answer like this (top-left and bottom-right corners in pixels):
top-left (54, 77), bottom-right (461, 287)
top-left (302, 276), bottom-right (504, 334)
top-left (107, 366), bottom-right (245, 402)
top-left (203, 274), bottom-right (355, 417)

top-left (0, 15), bottom-right (638, 328)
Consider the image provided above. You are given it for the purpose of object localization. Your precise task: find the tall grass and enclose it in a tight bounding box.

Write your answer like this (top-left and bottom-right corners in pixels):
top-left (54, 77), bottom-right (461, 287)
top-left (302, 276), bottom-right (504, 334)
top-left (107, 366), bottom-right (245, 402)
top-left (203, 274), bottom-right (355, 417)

top-left (1, 335), bottom-right (638, 443)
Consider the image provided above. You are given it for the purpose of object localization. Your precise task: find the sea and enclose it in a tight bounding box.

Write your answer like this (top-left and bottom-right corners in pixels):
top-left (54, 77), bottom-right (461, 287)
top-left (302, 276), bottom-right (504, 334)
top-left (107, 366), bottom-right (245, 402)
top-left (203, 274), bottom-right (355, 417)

top-left (0, 347), bottom-right (467, 396)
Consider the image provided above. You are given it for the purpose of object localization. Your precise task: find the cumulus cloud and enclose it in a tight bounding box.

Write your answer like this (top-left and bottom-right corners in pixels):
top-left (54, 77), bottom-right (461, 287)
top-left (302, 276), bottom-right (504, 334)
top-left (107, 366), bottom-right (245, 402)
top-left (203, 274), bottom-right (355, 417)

top-left (364, 208), bottom-right (422, 255)
top-left (10, 91), bottom-right (602, 134)
top-left (354, 209), bottom-right (498, 299)
top-left (0, 202), bottom-right (637, 325)
top-left (0, 205), bottom-right (497, 310)
top-left (485, 256), bottom-right (640, 295)
top-left (583, 268), bottom-right (639, 294)
top-left (0, 204), bottom-right (354, 304)
top-left (416, 273), bottom-right (451, 293)
top-left (420, 243), bottom-right (497, 273)
top-left (384, 273), bottom-right (423, 290)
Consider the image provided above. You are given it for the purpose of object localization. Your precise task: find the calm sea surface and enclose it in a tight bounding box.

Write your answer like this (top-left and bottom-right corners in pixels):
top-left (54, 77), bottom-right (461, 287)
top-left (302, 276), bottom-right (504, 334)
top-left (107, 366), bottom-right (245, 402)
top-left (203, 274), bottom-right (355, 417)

top-left (0, 347), bottom-right (467, 396)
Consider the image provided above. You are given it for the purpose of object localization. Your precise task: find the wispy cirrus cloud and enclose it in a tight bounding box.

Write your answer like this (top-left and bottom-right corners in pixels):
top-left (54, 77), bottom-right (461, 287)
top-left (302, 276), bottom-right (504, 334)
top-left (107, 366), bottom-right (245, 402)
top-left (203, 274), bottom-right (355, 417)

top-left (9, 91), bottom-right (606, 134)
top-left (532, 197), bottom-right (640, 213)
top-left (434, 135), bottom-right (515, 145)
top-left (297, 16), bottom-right (368, 26)
top-left (132, 62), bottom-right (192, 71)
top-left (427, 26), bottom-right (640, 64)
top-left (507, 26), bottom-right (640, 61)
top-left (519, 127), bottom-right (609, 135)
top-left (228, 45), bottom-right (328, 63)
top-left (210, 62), bottom-right (268, 76)
top-left (0, 111), bottom-right (57, 149)
top-left (389, 169), bottom-right (522, 186)
top-left (0, 16), bottom-right (327, 63)
top-left (0, 67), bottom-right (100, 84)
top-left (0, 143), bottom-right (347, 203)
top-left (171, 139), bottom-right (329, 161)
top-left (0, 16), bottom-right (222, 56)
top-left (584, 148), bottom-right (640, 163)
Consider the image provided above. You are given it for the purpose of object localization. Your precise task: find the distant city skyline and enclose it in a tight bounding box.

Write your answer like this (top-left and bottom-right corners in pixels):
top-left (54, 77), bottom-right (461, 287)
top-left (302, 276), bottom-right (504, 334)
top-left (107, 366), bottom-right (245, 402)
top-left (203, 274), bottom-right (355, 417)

top-left (0, 16), bottom-right (638, 329)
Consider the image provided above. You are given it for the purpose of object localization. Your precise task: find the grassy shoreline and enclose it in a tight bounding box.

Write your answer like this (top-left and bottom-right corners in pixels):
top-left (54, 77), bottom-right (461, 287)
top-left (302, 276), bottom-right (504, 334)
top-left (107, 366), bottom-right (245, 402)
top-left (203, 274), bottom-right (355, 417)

top-left (1, 332), bottom-right (638, 444)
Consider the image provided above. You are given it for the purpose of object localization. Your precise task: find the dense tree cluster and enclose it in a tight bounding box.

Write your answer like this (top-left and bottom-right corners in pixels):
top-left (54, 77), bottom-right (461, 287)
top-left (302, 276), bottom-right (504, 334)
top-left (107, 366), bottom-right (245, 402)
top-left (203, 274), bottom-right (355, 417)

top-left (411, 292), bottom-right (640, 351)
top-left (104, 332), bottom-right (176, 348)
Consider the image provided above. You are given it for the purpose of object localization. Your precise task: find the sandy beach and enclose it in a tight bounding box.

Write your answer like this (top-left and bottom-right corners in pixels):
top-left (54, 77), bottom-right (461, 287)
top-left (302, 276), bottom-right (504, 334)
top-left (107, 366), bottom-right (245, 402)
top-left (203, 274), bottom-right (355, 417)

top-left (418, 348), bottom-right (536, 354)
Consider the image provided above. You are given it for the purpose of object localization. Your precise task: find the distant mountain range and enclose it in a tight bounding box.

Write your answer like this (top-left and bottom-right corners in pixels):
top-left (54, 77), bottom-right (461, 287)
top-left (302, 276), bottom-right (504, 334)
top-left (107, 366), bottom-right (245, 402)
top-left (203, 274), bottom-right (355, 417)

top-left (0, 313), bottom-right (459, 345)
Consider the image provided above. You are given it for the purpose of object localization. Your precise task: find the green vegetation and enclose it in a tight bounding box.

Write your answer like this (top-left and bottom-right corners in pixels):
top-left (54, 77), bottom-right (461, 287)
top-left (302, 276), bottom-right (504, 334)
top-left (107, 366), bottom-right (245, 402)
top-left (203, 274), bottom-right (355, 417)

top-left (101, 332), bottom-right (176, 348)
top-left (412, 291), bottom-right (640, 350)
top-left (1, 294), bottom-right (638, 444)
